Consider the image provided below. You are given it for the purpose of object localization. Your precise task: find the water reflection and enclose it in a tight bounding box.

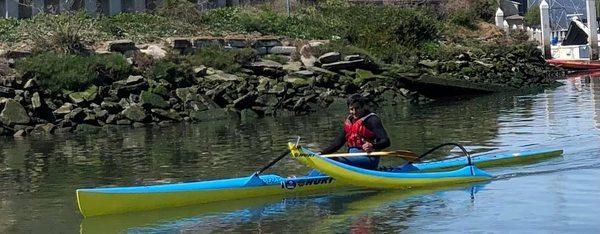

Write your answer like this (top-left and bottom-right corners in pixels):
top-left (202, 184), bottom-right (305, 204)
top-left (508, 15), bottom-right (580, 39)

top-left (2, 74), bottom-right (600, 232)
top-left (78, 183), bottom-right (486, 233)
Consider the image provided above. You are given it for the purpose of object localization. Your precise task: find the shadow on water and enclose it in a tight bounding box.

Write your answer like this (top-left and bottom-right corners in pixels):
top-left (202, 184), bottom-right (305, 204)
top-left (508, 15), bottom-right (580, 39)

top-left (79, 183), bottom-right (489, 233)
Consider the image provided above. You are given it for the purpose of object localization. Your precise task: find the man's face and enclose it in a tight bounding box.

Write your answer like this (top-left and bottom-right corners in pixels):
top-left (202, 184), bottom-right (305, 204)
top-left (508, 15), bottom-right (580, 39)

top-left (349, 103), bottom-right (366, 119)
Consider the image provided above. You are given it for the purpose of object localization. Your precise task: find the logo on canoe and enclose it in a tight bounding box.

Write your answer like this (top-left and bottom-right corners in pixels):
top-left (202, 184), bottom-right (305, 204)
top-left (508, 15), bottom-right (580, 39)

top-left (281, 177), bottom-right (334, 189)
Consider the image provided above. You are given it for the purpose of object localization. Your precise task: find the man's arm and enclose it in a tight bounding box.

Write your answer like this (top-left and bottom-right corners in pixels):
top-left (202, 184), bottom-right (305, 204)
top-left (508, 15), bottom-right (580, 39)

top-left (319, 129), bottom-right (346, 154)
top-left (365, 115), bottom-right (390, 150)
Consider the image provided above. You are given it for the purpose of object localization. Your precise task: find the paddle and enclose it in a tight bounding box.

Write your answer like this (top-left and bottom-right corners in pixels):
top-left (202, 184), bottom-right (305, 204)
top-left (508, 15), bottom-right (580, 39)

top-left (255, 150), bottom-right (290, 175)
top-left (319, 150), bottom-right (421, 163)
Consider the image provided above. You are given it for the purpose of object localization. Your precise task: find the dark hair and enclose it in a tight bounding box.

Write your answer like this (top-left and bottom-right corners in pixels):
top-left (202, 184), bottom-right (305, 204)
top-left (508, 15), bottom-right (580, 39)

top-left (347, 93), bottom-right (366, 107)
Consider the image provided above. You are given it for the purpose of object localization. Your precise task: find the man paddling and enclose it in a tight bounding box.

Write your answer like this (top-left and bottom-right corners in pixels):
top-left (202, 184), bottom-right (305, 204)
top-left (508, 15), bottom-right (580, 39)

top-left (320, 94), bottom-right (390, 170)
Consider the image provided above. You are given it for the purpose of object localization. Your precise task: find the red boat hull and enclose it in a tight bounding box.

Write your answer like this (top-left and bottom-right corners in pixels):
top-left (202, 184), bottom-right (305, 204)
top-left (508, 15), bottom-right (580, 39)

top-left (547, 59), bottom-right (600, 70)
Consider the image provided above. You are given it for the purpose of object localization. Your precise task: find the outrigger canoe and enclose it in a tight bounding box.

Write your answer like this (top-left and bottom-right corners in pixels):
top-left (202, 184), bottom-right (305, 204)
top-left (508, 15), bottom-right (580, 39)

top-left (290, 144), bottom-right (492, 189)
top-left (77, 144), bottom-right (563, 217)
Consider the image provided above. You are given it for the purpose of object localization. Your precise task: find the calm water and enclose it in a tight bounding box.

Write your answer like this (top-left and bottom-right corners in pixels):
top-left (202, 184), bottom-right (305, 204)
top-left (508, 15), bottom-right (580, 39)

top-left (1, 74), bottom-right (600, 233)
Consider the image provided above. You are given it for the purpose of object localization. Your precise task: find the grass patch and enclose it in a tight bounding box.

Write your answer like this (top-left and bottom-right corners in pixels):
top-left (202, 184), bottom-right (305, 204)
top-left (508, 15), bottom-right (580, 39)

top-left (16, 53), bottom-right (130, 92)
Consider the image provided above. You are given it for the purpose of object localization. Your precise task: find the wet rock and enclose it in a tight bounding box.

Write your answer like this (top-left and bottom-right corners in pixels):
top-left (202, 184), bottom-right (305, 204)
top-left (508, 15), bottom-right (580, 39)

top-left (151, 108), bottom-right (182, 121)
top-left (233, 92), bottom-right (257, 110)
top-left (34, 123), bottom-right (56, 133)
top-left (140, 91), bottom-right (169, 108)
top-left (132, 122), bottom-right (145, 128)
top-left (75, 124), bottom-right (101, 133)
top-left (121, 105), bottom-right (148, 122)
top-left (106, 114), bottom-right (118, 124)
top-left (318, 52), bottom-right (341, 64)
top-left (1, 99), bottom-right (30, 125)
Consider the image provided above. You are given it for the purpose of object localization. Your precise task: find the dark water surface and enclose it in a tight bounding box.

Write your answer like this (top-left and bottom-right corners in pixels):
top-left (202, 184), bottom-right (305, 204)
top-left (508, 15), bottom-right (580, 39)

top-left (1, 74), bottom-right (600, 233)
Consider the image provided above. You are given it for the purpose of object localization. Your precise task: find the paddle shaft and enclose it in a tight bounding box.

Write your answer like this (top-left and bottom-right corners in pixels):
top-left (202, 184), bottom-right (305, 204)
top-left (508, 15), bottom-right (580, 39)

top-left (256, 150), bottom-right (290, 174)
top-left (320, 151), bottom-right (421, 162)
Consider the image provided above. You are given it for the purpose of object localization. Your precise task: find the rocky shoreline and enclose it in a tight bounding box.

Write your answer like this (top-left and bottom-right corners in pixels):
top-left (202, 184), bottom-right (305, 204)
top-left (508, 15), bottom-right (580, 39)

top-left (0, 37), bottom-right (564, 138)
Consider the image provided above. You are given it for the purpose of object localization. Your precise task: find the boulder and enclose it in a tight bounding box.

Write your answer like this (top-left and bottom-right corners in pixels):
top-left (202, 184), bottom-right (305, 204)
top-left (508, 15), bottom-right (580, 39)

top-left (233, 92), bottom-right (257, 110)
top-left (151, 108), bottom-right (182, 121)
top-left (126, 75), bottom-right (144, 85)
top-left (225, 39), bottom-right (249, 48)
top-left (34, 123), bottom-right (56, 133)
top-left (75, 124), bottom-right (101, 133)
top-left (321, 59), bottom-right (365, 71)
top-left (254, 38), bottom-right (282, 47)
top-left (0, 87), bottom-right (15, 97)
top-left (283, 76), bottom-right (309, 88)
top-left (65, 108), bottom-right (86, 122)
top-left (206, 72), bottom-right (240, 81)
top-left (101, 101), bottom-right (122, 114)
top-left (0, 99), bottom-right (30, 125)
top-left (283, 61), bottom-right (302, 72)
top-left (54, 103), bottom-right (73, 115)
top-left (139, 45), bottom-right (167, 59)
top-left (193, 66), bottom-right (208, 77)
top-left (121, 105), bottom-right (148, 122)
top-left (140, 91), bottom-right (169, 109)
top-left (344, 55), bottom-right (362, 61)
top-left (301, 55), bottom-right (317, 68)
top-left (108, 40), bottom-right (136, 53)
top-left (167, 38), bottom-right (192, 49)
top-left (23, 79), bottom-right (37, 89)
top-left (69, 85), bottom-right (98, 104)
top-left (268, 46), bottom-right (296, 55)
top-left (31, 92), bottom-right (42, 109)
top-left (318, 52), bottom-right (341, 64)
top-left (293, 70), bottom-right (315, 78)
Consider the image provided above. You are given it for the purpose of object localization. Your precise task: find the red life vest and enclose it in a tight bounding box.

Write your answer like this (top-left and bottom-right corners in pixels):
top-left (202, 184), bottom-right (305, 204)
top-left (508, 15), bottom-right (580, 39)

top-left (344, 113), bottom-right (376, 148)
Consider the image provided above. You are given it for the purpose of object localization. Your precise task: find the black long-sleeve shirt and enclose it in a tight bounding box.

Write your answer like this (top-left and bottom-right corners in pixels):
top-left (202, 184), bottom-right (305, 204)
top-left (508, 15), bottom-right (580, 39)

top-left (320, 114), bottom-right (390, 154)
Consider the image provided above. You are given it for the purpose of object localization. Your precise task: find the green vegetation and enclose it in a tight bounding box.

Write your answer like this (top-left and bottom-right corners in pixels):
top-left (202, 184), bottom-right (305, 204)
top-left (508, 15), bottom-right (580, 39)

top-left (15, 53), bottom-right (130, 92)
top-left (524, 4), bottom-right (540, 26)
top-left (184, 46), bottom-right (258, 73)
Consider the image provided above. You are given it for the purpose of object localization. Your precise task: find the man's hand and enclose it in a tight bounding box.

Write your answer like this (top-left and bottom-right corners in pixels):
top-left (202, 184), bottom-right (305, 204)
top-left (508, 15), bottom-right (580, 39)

top-left (362, 142), bottom-right (374, 152)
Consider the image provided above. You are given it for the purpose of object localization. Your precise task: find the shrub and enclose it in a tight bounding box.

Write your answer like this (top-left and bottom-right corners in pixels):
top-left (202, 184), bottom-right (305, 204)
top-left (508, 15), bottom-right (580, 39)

top-left (185, 46), bottom-right (257, 73)
top-left (16, 53), bottom-right (130, 92)
top-left (20, 11), bottom-right (102, 54)
top-left (156, 0), bottom-right (202, 25)
top-left (524, 4), bottom-right (540, 26)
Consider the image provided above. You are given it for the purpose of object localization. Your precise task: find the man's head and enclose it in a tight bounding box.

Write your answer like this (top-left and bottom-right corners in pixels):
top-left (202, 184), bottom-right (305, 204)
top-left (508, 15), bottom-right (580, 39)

top-left (347, 94), bottom-right (369, 119)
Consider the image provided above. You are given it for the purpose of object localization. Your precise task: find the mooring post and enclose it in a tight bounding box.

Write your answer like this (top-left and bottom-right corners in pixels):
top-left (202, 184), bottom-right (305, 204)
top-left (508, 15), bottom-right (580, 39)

top-left (495, 8), bottom-right (504, 28)
top-left (540, 0), bottom-right (552, 59)
top-left (587, 0), bottom-right (599, 60)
